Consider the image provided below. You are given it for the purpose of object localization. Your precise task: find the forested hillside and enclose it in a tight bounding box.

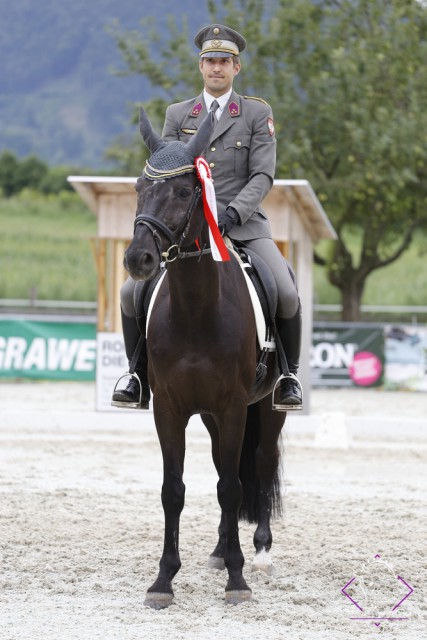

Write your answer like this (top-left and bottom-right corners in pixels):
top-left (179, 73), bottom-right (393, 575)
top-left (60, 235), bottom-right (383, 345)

top-left (0, 0), bottom-right (208, 168)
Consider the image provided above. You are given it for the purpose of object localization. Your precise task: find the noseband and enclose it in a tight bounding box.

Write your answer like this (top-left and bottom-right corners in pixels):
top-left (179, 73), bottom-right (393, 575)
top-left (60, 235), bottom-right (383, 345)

top-left (133, 183), bottom-right (210, 263)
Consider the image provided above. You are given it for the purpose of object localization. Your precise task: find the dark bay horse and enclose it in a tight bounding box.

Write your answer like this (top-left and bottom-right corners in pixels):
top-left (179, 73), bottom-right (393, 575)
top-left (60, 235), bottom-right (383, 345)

top-left (124, 108), bottom-right (287, 609)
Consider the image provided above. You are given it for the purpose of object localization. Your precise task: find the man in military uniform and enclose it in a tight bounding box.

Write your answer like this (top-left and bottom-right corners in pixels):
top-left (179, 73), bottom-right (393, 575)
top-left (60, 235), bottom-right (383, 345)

top-left (112, 24), bottom-right (302, 410)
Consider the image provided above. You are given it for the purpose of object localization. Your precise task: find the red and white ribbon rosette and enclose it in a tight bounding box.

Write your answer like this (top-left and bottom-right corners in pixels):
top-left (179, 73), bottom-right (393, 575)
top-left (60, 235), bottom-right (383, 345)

top-left (194, 156), bottom-right (230, 262)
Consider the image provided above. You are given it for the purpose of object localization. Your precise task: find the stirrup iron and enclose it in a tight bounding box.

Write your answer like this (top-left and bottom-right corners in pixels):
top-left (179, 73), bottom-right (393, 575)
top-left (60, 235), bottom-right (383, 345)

top-left (111, 371), bottom-right (145, 409)
top-left (272, 373), bottom-right (303, 412)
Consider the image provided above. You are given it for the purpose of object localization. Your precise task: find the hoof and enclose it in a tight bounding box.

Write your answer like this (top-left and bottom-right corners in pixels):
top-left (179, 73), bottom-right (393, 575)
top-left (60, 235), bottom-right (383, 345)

top-left (144, 591), bottom-right (174, 610)
top-left (208, 555), bottom-right (226, 570)
top-left (225, 589), bottom-right (252, 605)
top-left (251, 549), bottom-right (274, 575)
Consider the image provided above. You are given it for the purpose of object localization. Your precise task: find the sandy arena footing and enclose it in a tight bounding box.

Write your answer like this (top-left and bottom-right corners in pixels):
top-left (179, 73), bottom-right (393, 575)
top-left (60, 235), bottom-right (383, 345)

top-left (0, 382), bottom-right (426, 639)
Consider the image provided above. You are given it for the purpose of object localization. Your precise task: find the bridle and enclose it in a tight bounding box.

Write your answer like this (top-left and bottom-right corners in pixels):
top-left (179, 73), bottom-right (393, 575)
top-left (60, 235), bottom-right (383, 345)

top-left (133, 182), bottom-right (211, 263)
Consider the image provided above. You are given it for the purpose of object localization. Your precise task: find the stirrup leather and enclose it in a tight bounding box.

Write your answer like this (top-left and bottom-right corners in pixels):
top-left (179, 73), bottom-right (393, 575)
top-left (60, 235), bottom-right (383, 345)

top-left (111, 372), bottom-right (145, 409)
top-left (272, 373), bottom-right (303, 412)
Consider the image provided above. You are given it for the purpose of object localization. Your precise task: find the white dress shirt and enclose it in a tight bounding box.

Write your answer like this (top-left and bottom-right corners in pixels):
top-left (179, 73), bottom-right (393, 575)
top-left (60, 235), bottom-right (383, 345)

top-left (203, 89), bottom-right (233, 120)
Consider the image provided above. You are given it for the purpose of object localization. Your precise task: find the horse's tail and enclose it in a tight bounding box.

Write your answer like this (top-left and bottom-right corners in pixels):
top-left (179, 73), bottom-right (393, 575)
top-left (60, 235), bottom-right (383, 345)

top-left (239, 402), bottom-right (283, 523)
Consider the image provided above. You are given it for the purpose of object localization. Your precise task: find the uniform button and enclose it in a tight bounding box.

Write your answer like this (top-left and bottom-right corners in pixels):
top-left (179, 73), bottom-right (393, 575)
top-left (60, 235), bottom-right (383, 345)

top-left (236, 141), bottom-right (242, 147)
top-left (210, 146), bottom-right (216, 152)
top-left (209, 162), bottom-right (215, 168)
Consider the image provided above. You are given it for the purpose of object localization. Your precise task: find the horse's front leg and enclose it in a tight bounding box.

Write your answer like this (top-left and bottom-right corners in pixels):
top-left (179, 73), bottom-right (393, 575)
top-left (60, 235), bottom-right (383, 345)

top-left (216, 404), bottom-right (252, 605)
top-left (144, 407), bottom-right (187, 610)
top-left (201, 414), bottom-right (227, 570)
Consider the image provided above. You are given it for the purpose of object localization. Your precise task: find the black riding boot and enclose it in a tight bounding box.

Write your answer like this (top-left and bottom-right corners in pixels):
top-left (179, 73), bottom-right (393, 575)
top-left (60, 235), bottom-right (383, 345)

top-left (272, 305), bottom-right (303, 411)
top-left (111, 309), bottom-right (150, 409)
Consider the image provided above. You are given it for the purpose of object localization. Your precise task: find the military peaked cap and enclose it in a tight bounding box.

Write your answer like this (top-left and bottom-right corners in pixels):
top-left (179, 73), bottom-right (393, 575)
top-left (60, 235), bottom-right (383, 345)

top-left (194, 24), bottom-right (247, 58)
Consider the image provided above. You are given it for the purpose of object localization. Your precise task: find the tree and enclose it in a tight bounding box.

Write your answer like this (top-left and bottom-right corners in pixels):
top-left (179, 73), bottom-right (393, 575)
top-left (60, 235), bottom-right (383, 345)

top-left (0, 150), bottom-right (76, 195)
top-left (111, 0), bottom-right (427, 320)
top-left (16, 155), bottom-right (48, 192)
top-left (0, 151), bottom-right (48, 196)
top-left (0, 151), bottom-right (20, 197)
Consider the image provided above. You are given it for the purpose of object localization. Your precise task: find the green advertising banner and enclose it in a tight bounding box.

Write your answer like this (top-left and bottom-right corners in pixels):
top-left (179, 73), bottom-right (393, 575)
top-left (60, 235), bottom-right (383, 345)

top-left (0, 319), bottom-right (96, 381)
top-left (3, 319), bottom-right (422, 391)
top-left (311, 323), bottom-right (385, 387)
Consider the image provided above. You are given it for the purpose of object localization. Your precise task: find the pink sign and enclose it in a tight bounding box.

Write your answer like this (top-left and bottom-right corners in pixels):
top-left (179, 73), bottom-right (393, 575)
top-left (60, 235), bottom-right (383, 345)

top-left (349, 351), bottom-right (383, 386)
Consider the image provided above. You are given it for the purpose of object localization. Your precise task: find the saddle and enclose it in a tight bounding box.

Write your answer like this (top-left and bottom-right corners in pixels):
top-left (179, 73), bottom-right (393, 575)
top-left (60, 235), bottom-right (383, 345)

top-left (230, 244), bottom-right (277, 349)
top-left (231, 244), bottom-right (279, 384)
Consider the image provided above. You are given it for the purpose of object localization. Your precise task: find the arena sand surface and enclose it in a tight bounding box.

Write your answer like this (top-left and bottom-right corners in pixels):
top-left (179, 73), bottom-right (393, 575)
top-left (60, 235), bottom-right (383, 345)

top-left (0, 382), bottom-right (426, 640)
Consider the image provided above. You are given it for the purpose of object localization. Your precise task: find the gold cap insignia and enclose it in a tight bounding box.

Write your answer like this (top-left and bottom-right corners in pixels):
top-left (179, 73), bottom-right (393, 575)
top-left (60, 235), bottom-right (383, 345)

top-left (213, 27), bottom-right (220, 35)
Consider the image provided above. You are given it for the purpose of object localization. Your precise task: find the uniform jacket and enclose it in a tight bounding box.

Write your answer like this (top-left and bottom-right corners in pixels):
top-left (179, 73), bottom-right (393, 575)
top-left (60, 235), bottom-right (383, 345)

top-left (162, 89), bottom-right (276, 242)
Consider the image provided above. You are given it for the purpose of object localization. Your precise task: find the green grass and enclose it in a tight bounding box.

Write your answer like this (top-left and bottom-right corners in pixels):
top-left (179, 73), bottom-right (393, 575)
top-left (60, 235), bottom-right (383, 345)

top-left (313, 232), bottom-right (427, 309)
top-left (1, 191), bottom-right (426, 312)
top-left (0, 191), bottom-right (97, 301)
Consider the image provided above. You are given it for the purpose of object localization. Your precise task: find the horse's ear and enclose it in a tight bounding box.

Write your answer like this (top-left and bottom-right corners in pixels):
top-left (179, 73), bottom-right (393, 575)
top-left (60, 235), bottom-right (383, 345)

top-left (139, 107), bottom-right (166, 154)
top-left (186, 112), bottom-right (215, 159)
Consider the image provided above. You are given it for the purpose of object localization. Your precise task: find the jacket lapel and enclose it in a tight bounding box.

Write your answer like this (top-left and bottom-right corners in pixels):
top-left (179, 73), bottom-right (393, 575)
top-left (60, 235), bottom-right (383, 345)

top-left (210, 91), bottom-right (241, 143)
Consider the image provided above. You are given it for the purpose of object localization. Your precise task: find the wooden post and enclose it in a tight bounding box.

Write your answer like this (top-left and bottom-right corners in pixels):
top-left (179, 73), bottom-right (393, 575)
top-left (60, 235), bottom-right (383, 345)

top-left (90, 238), bottom-right (107, 331)
top-left (274, 240), bottom-right (289, 259)
top-left (295, 238), bottom-right (313, 414)
top-left (112, 240), bottom-right (128, 332)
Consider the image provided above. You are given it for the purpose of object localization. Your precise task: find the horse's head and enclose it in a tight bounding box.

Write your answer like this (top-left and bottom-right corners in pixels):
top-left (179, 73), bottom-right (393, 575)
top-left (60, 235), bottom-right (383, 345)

top-left (124, 108), bottom-right (214, 281)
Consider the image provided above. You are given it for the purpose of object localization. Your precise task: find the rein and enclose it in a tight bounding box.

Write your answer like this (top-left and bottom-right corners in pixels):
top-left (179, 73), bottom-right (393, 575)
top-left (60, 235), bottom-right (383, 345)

top-left (133, 183), bottom-right (204, 263)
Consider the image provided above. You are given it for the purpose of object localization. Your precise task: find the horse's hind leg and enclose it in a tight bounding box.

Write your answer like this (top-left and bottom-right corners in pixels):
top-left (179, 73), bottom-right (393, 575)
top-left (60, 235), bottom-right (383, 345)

top-left (144, 408), bottom-right (187, 610)
top-left (251, 395), bottom-right (285, 575)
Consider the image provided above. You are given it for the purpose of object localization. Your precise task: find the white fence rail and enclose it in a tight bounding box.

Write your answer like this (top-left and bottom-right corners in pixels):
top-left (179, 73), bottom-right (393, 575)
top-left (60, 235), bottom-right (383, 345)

top-left (315, 304), bottom-right (427, 314)
top-left (1, 300), bottom-right (427, 322)
top-left (0, 299), bottom-right (97, 310)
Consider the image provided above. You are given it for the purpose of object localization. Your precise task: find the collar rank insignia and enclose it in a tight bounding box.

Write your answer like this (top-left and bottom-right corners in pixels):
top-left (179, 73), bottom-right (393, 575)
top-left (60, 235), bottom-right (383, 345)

top-left (191, 102), bottom-right (203, 117)
top-left (229, 102), bottom-right (240, 117)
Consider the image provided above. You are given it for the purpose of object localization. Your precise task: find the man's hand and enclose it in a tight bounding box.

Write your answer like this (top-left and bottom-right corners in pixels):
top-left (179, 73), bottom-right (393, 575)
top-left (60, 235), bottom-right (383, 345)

top-left (217, 207), bottom-right (240, 236)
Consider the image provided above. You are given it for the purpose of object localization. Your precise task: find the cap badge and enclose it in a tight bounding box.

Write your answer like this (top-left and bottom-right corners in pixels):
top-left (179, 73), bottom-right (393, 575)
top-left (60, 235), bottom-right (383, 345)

top-left (229, 102), bottom-right (240, 117)
top-left (211, 39), bottom-right (222, 48)
top-left (213, 27), bottom-right (220, 35)
top-left (191, 102), bottom-right (203, 117)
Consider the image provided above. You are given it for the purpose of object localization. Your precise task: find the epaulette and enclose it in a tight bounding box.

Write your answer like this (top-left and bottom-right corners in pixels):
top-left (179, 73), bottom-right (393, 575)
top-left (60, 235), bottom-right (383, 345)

top-left (243, 95), bottom-right (270, 106)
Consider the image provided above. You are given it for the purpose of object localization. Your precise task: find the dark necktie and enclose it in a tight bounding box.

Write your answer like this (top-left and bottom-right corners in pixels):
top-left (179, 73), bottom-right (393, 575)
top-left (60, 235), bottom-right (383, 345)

top-left (210, 100), bottom-right (220, 120)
